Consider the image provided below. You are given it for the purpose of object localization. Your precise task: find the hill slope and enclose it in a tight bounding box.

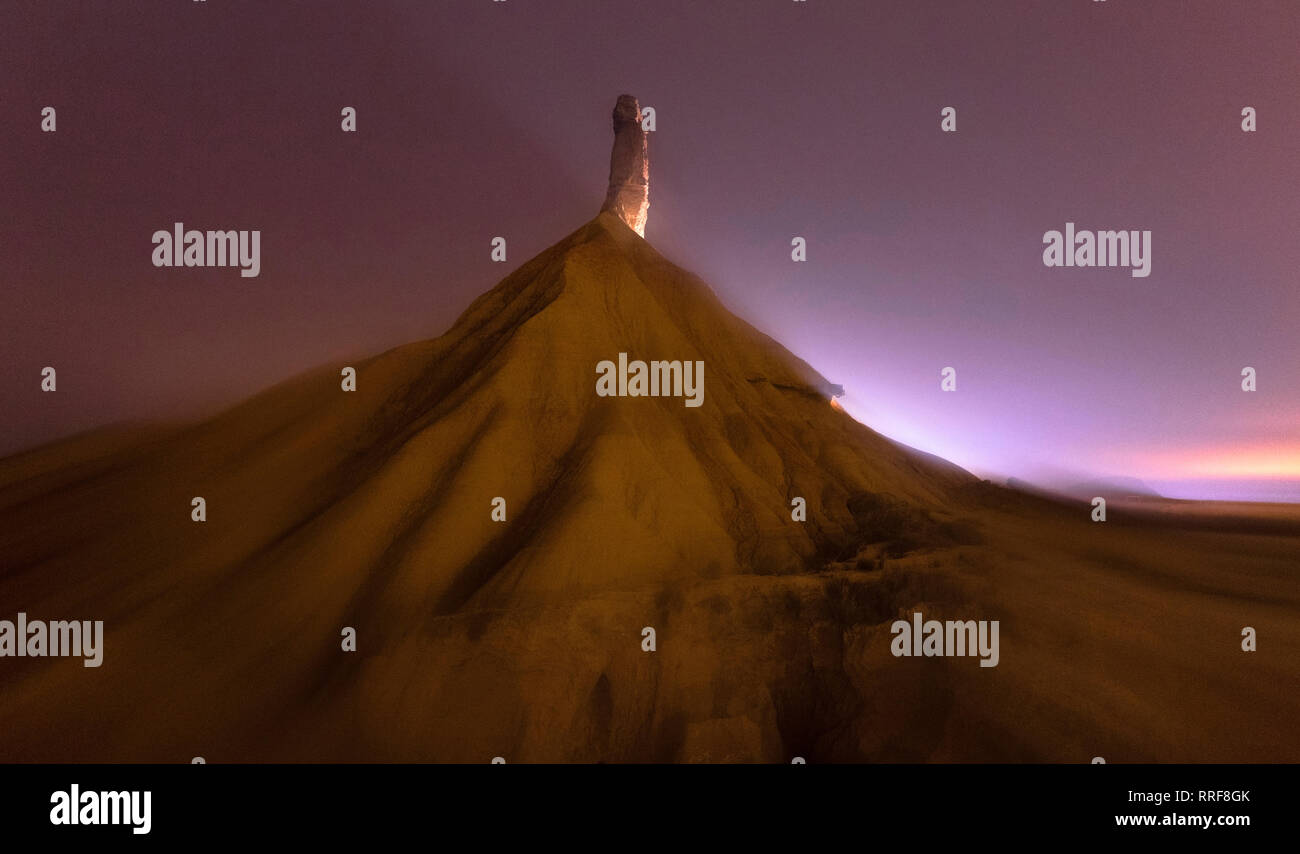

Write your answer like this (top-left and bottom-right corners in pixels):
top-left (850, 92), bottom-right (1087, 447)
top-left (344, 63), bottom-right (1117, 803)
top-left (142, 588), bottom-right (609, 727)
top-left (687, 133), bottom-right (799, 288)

top-left (0, 213), bottom-right (983, 760)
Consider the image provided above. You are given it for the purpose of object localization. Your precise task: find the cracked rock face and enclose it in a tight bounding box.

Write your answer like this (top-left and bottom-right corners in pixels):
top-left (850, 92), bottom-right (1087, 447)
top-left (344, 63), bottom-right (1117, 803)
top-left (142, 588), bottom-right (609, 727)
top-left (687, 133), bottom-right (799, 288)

top-left (600, 95), bottom-right (649, 237)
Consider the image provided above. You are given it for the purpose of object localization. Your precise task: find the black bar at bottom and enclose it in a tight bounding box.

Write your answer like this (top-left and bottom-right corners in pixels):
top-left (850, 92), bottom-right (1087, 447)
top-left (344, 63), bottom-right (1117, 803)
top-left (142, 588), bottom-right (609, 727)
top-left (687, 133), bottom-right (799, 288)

top-left (0, 764), bottom-right (1284, 842)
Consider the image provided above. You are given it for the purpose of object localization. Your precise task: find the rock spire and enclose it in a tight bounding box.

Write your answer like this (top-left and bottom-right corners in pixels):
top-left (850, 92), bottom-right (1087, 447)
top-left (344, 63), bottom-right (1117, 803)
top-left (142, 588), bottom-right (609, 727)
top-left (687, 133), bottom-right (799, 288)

top-left (600, 95), bottom-right (649, 237)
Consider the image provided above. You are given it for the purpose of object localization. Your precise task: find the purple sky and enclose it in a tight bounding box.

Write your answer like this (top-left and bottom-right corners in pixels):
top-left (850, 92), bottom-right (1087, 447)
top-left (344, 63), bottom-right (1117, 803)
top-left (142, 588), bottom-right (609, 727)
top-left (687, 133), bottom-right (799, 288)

top-left (3, 1), bottom-right (1297, 500)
